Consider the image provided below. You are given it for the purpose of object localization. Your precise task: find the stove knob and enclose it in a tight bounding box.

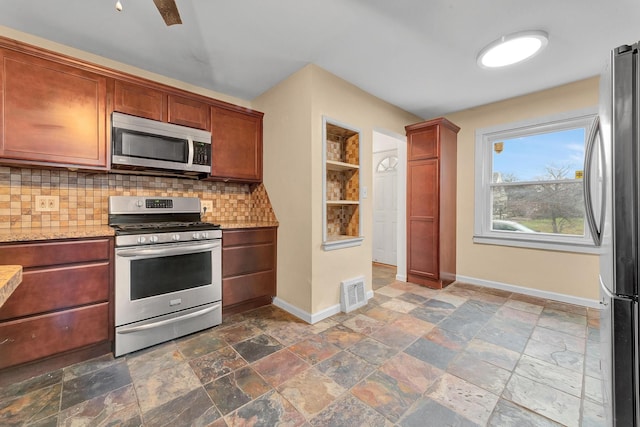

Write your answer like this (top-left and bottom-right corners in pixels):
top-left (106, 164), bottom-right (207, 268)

top-left (150, 235), bottom-right (159, 243)
top-left (192, 232), bottom-right (201, 240)
top-left (136, 200), bottom-right (144, 207)
top-left (172, 234), bottom-right (181, 241)
top-left (201, 232), bottom-right (209, 239)
top-left (137, 236), bottom-right (147, 244)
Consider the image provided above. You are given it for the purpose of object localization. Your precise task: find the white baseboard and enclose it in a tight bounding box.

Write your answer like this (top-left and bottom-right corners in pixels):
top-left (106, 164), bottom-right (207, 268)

top-left (455, 275), bottom-right (600, 309)
top-left (395, 274), bottom-right (407, 282)
top-left (273, 290), bottom-right (375, 324)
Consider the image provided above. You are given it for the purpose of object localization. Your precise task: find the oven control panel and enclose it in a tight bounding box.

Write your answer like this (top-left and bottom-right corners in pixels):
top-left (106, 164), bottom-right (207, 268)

top-left (145, 199), bottom-right (173, 209)
top-left (116, 229), bottom-right (222, 247)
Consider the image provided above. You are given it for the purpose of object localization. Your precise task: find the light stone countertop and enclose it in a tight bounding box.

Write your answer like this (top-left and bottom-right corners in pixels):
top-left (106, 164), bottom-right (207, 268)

top-left (0, 225), bottom-right (115, 243)
top-left (217, 221), bottom-right (279, 229)
top-left (0, 265), bottom-right (22, 308)
top-left (0, 222), bottom-right (278, 243)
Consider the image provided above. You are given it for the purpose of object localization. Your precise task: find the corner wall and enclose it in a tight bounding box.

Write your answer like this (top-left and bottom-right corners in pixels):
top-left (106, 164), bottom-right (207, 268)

top-left (308, 65), bottom-right (421, 314)
top-left (252, 67), bottom-right (315, 313)
top-left (447, 77), bottom-right (601, 301)
top-left (255, 64), bottom-right (421, 319)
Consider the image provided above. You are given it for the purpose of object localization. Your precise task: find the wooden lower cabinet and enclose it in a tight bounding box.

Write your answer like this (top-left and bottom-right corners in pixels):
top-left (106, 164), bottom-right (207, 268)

top-left (222, 227), bottom-right (277, 317)
top-left (0, 303), bottom-right (109, 370)
top-left (0, 238), bottom-right (113, 383)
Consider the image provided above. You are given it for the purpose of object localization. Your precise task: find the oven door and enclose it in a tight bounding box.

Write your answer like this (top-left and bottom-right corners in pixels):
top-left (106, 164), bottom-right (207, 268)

top-left (114, 239), bottom-right (221, 327)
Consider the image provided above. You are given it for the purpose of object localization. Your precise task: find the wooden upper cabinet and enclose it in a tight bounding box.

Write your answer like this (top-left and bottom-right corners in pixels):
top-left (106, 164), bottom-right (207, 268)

top-left (0, 49), bottom-right (107, 169)
top-left (113, 80), bottom-right (165, 121)
top-left (408, 125), bottom-right (438, 160)
top-left (168, 95), bottom-right (210, 130)
top-left (209, 106), bottom-right (263, 182)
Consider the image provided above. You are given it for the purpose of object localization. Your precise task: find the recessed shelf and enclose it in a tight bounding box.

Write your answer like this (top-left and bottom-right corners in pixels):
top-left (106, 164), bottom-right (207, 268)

top-left (327, 200), bottom-right (359, 205)
top-left (326, 160), bottom-right (359, 171)
top-left (323, 118), bottom-right (362, 250)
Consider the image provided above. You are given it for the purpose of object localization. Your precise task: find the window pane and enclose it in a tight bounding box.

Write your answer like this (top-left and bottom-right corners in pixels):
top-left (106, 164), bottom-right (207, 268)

top-left (492, 182), bottom-right (585, 236)
top-left (492, 128), bottom-right (585, 183)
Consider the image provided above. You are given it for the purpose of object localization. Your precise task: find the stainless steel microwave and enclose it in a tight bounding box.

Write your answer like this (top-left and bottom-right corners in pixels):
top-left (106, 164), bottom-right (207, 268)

top-left (111, 112), bottom-right (212, 178)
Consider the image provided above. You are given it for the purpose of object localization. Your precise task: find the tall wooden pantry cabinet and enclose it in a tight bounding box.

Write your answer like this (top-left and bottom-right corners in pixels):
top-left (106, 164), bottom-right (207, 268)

top-left (406, 118), bottom-right (460, 289)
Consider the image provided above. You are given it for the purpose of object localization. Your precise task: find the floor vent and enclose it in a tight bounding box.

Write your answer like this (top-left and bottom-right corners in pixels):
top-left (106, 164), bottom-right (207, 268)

top-left (340, 276), bottom-right (367, 313)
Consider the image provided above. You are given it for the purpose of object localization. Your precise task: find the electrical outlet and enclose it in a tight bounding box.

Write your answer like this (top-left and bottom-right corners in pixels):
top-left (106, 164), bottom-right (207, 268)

top-left (201, 200), bottom-right (213, 215)
top-left (35, 195), bottom-right (59, 212)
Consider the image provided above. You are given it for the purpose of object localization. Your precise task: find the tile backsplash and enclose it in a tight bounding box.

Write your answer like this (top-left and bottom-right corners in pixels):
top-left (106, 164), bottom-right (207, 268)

top-left (0, 167), bottom-right (277, 229)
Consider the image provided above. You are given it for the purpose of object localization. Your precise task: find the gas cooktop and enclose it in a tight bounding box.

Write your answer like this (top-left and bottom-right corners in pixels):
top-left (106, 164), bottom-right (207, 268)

top-left (112, 221), bottom-right (221, 235)
top-left (108, 196), bottom-right (222, 245)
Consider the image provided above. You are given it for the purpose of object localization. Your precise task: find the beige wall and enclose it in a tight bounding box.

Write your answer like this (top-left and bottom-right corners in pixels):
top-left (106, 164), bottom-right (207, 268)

top-left (255, 64), bottom-right (421, 316)
top-left (447, 77), bottom-right (601, 301)
top-left (308, 66), bottom-right (420, 313)
top-left (0, 26), bottom-right (249, 108)
top-left (252, 67), bottom-right (315, 312)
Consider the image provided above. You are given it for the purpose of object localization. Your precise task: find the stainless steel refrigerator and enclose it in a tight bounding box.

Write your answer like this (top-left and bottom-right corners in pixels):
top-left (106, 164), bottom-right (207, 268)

top-left (585, 42), bottom-right (640, 426)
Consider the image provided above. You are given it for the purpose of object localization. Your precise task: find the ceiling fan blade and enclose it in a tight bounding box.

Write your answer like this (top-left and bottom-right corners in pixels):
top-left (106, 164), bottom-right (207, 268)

top-left (153, 0), bottom-right (182, 26)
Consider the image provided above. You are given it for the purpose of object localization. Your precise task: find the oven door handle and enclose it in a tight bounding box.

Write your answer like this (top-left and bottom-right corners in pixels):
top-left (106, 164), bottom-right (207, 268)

top-left (117, 303), bottom-right (221, 334)
top-left (116, 241), bottom-right (220, 258)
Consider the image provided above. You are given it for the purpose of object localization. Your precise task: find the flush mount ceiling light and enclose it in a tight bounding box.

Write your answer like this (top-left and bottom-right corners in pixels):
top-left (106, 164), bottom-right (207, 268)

top-left (477, 30), bottom-right (548, 68)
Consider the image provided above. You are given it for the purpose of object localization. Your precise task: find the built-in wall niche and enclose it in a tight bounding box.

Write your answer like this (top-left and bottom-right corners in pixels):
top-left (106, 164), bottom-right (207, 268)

top-left (322, 117), bottom-right (363, 250)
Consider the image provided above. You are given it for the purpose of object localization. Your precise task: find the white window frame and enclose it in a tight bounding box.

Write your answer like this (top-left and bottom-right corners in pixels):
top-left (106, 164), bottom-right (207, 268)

top-left (474, 107), bottom-right (600, 254)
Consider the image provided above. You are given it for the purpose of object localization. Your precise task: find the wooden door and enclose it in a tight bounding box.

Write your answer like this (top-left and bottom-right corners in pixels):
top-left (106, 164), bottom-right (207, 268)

top-left (209, 106), bottom-right (263, 182)
top-left (0, 49), bottom-right (107, 168)
top-left (407, 158), bottom-right (439, 282)
top-left (373, 150), bottom-right (398, 266)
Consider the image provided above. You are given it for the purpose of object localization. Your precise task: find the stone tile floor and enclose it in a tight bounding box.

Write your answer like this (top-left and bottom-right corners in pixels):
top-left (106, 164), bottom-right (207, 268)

top-left (0, 265), bottom-right (605, 426)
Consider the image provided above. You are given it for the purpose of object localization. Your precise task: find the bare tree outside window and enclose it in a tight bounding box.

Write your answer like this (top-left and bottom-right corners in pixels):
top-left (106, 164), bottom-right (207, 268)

top-left (475, 108), bottom-right (598, 251)
top-left (490, 130), bottom-right (586, 236)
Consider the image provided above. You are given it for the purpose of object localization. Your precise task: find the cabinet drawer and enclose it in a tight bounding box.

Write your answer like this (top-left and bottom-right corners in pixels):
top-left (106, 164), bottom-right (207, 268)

top-left (0, 303), bottom-right (110, 369)
top-left (0, 239), bottom-right (110, 267)
top-left (0, 262), bottom-right (110, 320)
top-left (222, 270), bottom-right (275, 307)
top-left (222, 228), bottom-right (276, 247)
top-left (223, 244), bottom-right (275, 277)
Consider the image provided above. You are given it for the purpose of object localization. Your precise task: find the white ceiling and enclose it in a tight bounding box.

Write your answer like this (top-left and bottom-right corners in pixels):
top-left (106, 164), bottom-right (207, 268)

top-left (1, 1), bottom-right (639, 118)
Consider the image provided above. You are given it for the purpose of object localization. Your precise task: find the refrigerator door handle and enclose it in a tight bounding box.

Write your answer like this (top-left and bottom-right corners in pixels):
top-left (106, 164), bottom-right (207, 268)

top-left (600, 276), bottom-right (615, 304)
top-left (584, 115), bottom-right (604, 246)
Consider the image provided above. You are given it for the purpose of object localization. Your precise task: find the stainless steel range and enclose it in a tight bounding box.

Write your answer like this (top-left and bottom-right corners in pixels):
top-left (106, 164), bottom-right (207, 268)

top-left (109, 196), bottom-right (222, 356)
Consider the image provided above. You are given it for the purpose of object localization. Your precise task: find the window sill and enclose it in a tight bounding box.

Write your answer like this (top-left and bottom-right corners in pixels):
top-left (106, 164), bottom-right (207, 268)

top-left (473, 235), bottom-right (601, 254)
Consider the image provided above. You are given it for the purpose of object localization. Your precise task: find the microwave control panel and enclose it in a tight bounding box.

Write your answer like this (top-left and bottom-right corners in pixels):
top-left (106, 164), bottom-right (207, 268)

top-left (193, 142), bottom-right (211, 166)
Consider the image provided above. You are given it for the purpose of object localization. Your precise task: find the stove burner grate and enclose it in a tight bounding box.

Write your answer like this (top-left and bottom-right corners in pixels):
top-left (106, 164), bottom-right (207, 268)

top-left (112, 221), bottom-right (221, 235)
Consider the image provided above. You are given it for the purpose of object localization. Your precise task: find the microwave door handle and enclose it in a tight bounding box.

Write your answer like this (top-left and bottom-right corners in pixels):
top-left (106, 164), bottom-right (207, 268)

top-left (117, 241), bottom-right (220, 258)
top-left (187, 138), bottom-right (194, 166)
